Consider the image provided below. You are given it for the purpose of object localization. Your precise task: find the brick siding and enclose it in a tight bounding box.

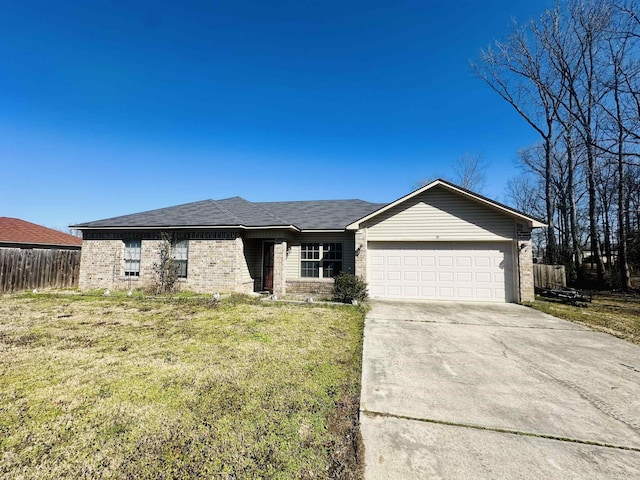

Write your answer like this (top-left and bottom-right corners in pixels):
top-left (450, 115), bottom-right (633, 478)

top-left (285, 279), bottom-right (334, 296)
top-left (78, 237), bottom-right (253, 294)
top-left (518, 239), bottom-right (535, 302)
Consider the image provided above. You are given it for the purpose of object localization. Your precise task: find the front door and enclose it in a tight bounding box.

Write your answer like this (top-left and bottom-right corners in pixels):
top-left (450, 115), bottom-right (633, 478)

top-left (262, 242), bottom-right (275, 292)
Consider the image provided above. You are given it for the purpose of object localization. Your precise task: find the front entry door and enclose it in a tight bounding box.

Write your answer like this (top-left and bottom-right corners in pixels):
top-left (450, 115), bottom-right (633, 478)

top-left (262, 242), bottom-right (275, 292)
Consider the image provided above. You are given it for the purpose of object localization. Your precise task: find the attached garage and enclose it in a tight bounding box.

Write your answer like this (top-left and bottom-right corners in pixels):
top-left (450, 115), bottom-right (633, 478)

top-left (367, 242), bottom-right (515, 302)
top-left (347, 180), bottom-right (545, 304)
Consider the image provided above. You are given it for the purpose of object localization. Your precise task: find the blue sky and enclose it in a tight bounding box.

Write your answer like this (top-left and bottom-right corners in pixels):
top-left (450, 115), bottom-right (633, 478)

top-left (0, 0), bottom-right (553, 230)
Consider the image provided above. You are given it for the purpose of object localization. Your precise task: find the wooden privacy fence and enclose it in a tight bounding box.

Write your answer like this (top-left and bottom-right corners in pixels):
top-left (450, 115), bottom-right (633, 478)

top-left (533, 264), bottom-right (566, 289)
top-left (0, 248), bottom-right (81, 292)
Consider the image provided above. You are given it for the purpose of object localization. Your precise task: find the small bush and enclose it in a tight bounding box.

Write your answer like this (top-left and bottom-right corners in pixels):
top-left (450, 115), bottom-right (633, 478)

top-left (153, 232), bottom-right (180, 294)
top-left (333, 272), bottom-right (368, 304)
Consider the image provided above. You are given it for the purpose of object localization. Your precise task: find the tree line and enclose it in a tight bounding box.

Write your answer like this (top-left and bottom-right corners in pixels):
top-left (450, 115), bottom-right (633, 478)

top-left (473, 0), bottom-right (640, 289)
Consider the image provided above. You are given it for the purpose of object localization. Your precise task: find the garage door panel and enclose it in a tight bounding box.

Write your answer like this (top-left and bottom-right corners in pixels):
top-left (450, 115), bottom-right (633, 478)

top-left (475, 288), bottom-right (492, 299)
top-left (475, 257), bottom-right (491, 267)
top-left (475, 272), bottom-right (491, 283)
top-left (456, 256), bottom-right (472, 267)
top-left (387, 256), bottom-right (401, 266)
top-left (403, 286), bottom-right (419, 297)
top-left (456, 287), bottom-right (473, 299)
top-left (370, 256), bottom-right (384, 266)
top-left (387, 270), bottom-right (401, 281)
top-left (370, 271), bottom-right (384, 281)
top-left (421, 271), bottom-right (436, 281)
top-left (421, 257), bottom-right (436, 266)
top-left (368, 242), bottom-right (514, 303)
top-left (439, 286), bottom-right (455, 297)
top-left (439, 256), bottom-right (454, 267)
top-left (421, 286), bottom-right (437, 296)
top-left (369, 285), bottom-right (385, 296)
top-left (438, 272), bottom-right (454, 282)
top-left (404, 271), bottom-right (418, 281)
top-left (403, 256), bottom-right (418, 266)
top-left (387, 285), bottom-right (402, 296)
top-left (456, 272), bottom-right (472, 282)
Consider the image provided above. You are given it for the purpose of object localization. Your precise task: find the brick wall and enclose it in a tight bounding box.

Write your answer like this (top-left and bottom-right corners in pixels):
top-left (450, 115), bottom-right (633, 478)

top-left (518, 239), bottom-right (534, 303)
top-left (79, 240), bottom-right (122, 290)
top-left (355, 228), bottom-right (367, 280)
top-left (79, 237), bottom-right (254, 294)
top-left (273, 240), bottom-right (287, 296)
top-left (286, 279), bottom-right (334, 296)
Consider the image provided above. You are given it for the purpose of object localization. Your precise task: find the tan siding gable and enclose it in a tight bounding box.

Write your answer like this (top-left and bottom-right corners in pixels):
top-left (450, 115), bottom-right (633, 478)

top-left (366, 186), bottom-right (516, 241)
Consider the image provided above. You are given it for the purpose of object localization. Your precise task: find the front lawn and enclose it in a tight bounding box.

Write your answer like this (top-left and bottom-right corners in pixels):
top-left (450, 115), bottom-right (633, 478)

top-left (0, 292), bottom-right (365, 479)
top-left (530, 292), bottom-right (640, 346)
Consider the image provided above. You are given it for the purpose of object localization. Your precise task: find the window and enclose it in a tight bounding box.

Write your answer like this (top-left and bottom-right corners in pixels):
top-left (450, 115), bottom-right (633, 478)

top-left (124, 240), bottom-right (141, 277)
top-left (322, 242), bottom-right (342, 278)
top-left (301, 242), bottom-right (342, 278)
top-left (173, 239), bottom-right (189, 279)
top-left (301, 243), bottom-right (320, 278)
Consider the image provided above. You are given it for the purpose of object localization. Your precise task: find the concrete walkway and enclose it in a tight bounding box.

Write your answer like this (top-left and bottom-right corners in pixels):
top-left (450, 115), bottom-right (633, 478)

top-left (360, 301), bottom-right (640, 479)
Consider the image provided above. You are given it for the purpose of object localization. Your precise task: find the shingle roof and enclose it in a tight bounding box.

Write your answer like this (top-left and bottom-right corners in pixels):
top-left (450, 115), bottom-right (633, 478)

top-left (257, 200), bottom-right (386, 230)
top-left (0, 217), bottom-right (83, 247)
top-left (71, 197), bottom-right (386, 231)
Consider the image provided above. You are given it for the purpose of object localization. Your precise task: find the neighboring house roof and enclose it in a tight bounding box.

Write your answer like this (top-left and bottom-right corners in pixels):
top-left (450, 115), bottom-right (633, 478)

top-left (346, 179), bottom-right (546, 230)
top-left (0, 217), bottom-right (83, 248)
top-left (71, 197), bottom-right (386, 231)
top-left (70, 179), bottom-right (544, 232)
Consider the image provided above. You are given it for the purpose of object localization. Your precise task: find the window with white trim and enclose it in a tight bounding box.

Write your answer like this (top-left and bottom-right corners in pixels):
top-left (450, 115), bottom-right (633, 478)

top-left (301, 242), bottom-right (342, 278)
top-left (173, 239), bottom-right (189, 279)
top-left (124, 239), bottom-right (141, 277)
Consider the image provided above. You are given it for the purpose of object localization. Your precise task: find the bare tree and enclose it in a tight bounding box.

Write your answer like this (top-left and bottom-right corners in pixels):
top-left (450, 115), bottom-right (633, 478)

top-left (476, 0), bottom-right (640, 288)
top-left (472, 16), bottom-right (565, 264)
top-left (506, 174), bottom-right (545, 218)
top-left (414, 152), bottom-right (488, 192)
top-left (452, 152), bottom-right (489, 192)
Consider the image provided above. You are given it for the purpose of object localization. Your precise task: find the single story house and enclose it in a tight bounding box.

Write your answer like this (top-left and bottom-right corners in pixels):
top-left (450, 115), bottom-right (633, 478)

top-left (70, 180), bottom-right (544, 303)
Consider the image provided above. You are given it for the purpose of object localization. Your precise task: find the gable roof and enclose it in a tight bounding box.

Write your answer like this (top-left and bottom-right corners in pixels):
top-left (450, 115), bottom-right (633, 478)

top-left (71, 197), bottom-right (385, 231)
top-left (70, 180), bottom-right (544, 233)
top-left (346, 179), bottom-right (546, 230)
top-left (0, 217), bottom-right (83, 248)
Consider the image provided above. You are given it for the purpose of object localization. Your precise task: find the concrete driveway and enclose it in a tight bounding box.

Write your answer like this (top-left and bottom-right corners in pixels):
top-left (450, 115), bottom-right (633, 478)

top-left (360, 301), bottom-right (640, 479)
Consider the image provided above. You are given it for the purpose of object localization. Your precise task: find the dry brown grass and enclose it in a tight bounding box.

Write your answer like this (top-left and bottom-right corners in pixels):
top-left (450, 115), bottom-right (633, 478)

top-left (0, 292), bottom-right (365, 479)
top-left (531, 292), bottom-right (640, 345)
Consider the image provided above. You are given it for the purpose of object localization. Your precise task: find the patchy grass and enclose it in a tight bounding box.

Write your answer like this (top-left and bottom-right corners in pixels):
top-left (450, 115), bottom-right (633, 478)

top-left (530, 292), bottom-right (640, 346)
top-left (0, 292), bottom-right (365, 479)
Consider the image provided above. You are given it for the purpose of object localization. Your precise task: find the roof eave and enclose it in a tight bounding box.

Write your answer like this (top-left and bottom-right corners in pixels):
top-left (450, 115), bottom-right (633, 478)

top-left (71, 224), bottom-right (302, 232)
top-left (0, 241), bottom-right (82, 249)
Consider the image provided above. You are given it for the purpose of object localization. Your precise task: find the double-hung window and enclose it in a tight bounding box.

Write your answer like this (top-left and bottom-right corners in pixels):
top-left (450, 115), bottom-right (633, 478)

top-left (173, 239), bottom-right (189, 279)
top-left (124, 239), bottom-right (141, 277)
top-left (301, 242), bottom-right (342, 278)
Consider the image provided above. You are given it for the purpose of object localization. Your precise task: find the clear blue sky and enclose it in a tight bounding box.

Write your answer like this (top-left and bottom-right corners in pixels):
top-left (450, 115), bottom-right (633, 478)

top-left (0, 0), bottom-right (552, 230)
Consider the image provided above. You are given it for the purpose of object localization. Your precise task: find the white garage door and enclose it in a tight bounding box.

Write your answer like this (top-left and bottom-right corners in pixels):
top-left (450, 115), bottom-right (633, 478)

top-left (368, 242), bottom-right (514, 302)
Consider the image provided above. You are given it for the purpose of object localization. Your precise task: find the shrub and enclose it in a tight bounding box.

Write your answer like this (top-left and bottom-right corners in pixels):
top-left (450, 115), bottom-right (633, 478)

top-left (333, 272), bottom-right (368, 304)
top-left (152, 232), bottom-right (180, 294)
